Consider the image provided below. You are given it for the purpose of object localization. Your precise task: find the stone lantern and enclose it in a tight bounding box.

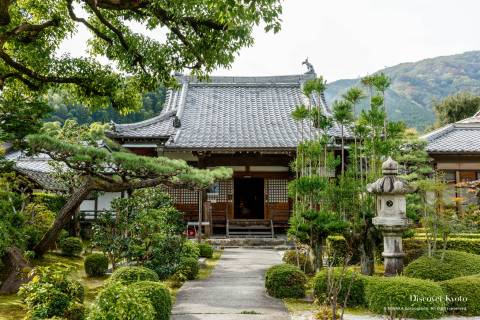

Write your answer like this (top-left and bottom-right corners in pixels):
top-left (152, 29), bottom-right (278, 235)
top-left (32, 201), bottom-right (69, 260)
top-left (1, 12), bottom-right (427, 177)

top-left (367, 157), bottom-right (415, 276)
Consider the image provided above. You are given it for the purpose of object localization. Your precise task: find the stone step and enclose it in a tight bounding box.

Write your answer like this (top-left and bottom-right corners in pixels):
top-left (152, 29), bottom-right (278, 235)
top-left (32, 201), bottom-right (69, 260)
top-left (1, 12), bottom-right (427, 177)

top-left (206, 236), bottom-right (294, 249)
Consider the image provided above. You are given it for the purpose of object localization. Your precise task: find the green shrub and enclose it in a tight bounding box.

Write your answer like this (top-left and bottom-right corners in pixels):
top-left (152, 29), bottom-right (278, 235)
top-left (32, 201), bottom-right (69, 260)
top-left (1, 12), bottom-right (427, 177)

top-left (130, 281), bottom-right (172, 320)
top-left (177, 257), bottom-right (199, 280)
top-left (87, 282), bottom-right (156, 320)
top-left (313, 269), bottom-right (367, 307)
top-left (60, 237), bottom-right (83, 257)
top-left (198, 243), bottom-right (213, 258)
top-left (404, 250), bottom-right (480, 281)
top-left (326, 236), bottom-right (360, 266)
top-left (265, 264), bottom-right (307, 298)
top-left (282, 250), bottom-right (314, 274)
top-left (440, 275), bottom-right (480, 316)
top-left (84, 254), bottom-right (109, 277)
top-left (181, 240), bottom-right (200, 260)
top-left (146, 234), bottom-right (185, 280)
top-left (110, 266), bottom-right (159, 285)
top-left (403, 238), bottom-right (427, 265)
top-left (365, 276), bottom-right (445, 319)
top-left (19, 264), bottom-right (84, 319)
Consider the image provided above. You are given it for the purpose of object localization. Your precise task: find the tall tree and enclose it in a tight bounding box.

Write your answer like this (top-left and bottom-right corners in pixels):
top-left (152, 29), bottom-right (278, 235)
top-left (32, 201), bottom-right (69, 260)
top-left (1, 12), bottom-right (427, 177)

top-left (433, 92), bottom-right (480, 127)
top-left (0, 0), bottom-right (283, 143)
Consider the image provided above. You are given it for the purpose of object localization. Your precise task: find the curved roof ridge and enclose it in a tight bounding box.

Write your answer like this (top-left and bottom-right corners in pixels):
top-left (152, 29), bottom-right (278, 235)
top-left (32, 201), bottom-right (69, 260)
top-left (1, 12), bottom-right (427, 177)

top-left (112, 110), bottom-right (176, 132)
top-left (179, 73), bottom-right (316, 84)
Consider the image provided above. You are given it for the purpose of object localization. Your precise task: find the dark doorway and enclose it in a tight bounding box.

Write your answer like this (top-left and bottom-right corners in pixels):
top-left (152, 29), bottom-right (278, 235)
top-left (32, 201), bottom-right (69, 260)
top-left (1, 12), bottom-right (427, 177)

top-left (234, 177), bottom-right (264, 219)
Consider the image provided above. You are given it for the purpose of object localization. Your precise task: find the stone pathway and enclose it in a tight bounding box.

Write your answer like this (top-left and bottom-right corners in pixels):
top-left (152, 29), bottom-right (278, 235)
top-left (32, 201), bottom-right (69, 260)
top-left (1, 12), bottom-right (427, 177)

top-left (172, 248), bottom-right (289, 320)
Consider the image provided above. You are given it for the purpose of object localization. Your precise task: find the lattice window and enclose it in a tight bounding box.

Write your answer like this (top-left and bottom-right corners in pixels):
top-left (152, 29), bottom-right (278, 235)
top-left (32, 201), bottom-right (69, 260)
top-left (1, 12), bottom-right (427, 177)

top-left (266, 179), bottom-right (289, 203)
top-left (209, 180), bottom-right (232, 202)
top-left (163, 187), bottom-right (198, 204)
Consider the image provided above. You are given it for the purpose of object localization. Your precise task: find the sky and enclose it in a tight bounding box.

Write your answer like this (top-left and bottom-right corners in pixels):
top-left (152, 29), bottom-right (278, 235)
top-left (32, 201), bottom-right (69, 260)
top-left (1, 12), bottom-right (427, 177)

top-left (61, 0), bottom-right (480, 82)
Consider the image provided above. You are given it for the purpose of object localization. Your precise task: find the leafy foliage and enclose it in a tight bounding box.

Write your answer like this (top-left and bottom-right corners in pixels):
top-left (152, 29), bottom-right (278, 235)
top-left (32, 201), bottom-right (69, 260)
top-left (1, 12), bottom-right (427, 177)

top-left (433, 92), bottom-right (480, 127)
top-left (18, 264), bottom-right (84, 319)
top-left (0, 0), bottom-right (283, 115)
top-left (265, 264), bottom-right (307, 298)
top-left (403, 250), bottom-right (480, 281)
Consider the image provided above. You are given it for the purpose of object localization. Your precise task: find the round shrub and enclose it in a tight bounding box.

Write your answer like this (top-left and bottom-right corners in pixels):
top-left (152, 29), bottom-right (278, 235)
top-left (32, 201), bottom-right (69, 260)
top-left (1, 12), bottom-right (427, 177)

top-left (87, 282), bottom-right (156, 320)
top-left (440, 275), bottom-right (480, 316)
top-left (109, 266), bottom-right (159, 285)
top-left (60, 237), bottom-right (83, 257)
top-left (365, 276), bottom-right (445, 319)
top-left (177, 257), bottom-right (199, 280)
top-left (265, 264), bottom-right (307, 298)
top-left (84, 253), bottom-right (109, 277)
top-left (313, 269), bottom-right (367, 307)
top-left (404, 250), bottom-right (480, 281)
top-left (181, 240), bottom-right (200, 260)
top-left (198, 243), bottom-right (214, 258)
top-left (130, 281), bottom-right (172, 320)
top-left (282, 250), bottom-right (314, 274)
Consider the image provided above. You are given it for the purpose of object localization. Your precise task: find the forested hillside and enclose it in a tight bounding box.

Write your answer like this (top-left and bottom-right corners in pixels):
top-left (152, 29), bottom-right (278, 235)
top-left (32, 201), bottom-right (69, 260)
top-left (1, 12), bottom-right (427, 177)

top-left (325, 51), bottom-right (480, 130)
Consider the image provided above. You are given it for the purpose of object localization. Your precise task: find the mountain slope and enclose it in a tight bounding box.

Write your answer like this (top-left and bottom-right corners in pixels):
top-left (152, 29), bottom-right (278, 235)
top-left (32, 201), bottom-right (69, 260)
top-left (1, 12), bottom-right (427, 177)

top-left (324, 51), bottom-right (480, 130)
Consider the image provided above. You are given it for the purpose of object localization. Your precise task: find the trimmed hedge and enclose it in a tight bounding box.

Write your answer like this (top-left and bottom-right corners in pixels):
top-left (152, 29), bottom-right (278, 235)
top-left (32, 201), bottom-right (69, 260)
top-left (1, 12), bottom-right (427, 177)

top-left (313, 269), bottom-right (367, 307)
top-left (88, 282), bottom-right (156, 320)
top-left (440, 275), bottom-right (480, 316)
top-left (110, 266), bottom-right (159, 285)
top-left (84, 254), bottom-right (108, 277)
top-left (177, 257), bottom-right (199, 280)
top-left (365, 276), bottom-right (445, 319)
top-left (282, 250), bottom-right (314, 275)
top-left (198, 243), bottom-right (214, 258)
top-left (328, 236), bottom-right (480, 266)
top-left (265, 264), bottom-right (307, 298)
top-left (60, 237), bottom-right (83, 257)
top-left (130, 281), bottom-right (172, 320)
top-left (404, 250), bottom-right (480, 281)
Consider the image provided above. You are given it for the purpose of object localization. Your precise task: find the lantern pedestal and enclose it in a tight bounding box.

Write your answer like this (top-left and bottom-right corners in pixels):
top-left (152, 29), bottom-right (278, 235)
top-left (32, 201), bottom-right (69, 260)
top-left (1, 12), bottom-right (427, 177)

top-left (374, 222), bottom-right (408, 276)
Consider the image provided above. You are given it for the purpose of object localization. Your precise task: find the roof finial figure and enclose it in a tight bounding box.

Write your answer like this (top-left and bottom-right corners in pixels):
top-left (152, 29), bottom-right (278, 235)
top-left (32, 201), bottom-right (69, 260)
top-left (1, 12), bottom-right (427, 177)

top-left (302, 58), bottom-right (315, 74)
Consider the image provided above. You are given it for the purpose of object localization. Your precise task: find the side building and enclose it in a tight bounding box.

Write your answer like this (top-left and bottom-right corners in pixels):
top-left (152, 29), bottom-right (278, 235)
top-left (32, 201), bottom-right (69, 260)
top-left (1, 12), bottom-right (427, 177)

top-left (422, 110), bottom-right (480, 207)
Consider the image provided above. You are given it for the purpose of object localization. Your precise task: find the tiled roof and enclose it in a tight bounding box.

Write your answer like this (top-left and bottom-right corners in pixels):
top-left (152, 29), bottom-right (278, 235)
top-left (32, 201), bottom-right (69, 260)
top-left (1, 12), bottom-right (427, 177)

top-left (110, 74), bottom-right (348, 150)
top-left (10, 153), bottom-right (67, 191)
top-left (422, 112), bottom-right (480, 154)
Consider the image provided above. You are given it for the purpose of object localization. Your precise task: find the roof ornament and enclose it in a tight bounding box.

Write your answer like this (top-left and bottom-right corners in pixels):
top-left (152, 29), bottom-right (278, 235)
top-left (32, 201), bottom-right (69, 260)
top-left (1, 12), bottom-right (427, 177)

top-left (302, 58), bottom-right (315, 74)
top-left (172, 115), bottom-right (181, 128)
top-left (109, 120), bottom-right (116, 132)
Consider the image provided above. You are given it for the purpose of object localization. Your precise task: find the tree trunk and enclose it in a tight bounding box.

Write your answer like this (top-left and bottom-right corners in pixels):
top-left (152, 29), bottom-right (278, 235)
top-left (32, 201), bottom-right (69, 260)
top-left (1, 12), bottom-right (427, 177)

top-left (33, 178), bottom-right (93, 257)
top-left (341, 125), bottom-right (345, 175)
top-left (0, 246), bottom-right (31, 293)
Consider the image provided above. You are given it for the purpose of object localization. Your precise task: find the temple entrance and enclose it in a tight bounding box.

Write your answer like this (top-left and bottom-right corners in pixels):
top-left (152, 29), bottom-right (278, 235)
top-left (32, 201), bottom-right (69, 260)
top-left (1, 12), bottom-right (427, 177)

top-left (234, 177), bottom-right (264, 219)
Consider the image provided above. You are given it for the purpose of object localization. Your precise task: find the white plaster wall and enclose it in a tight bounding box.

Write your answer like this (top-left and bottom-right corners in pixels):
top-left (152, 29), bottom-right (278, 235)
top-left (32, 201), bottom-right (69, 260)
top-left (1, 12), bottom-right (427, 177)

top-left (97, 192), bottom-right (122, 211)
